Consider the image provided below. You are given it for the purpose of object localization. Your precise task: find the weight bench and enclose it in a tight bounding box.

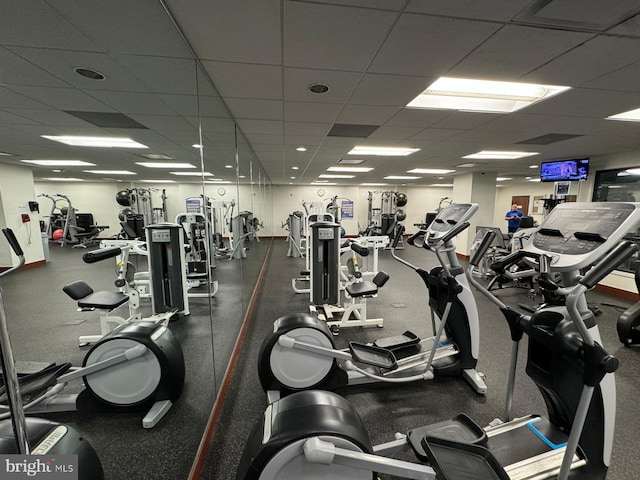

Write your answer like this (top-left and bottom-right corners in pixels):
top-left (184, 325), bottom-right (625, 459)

top-left (314, 271), bottom-right (390, 334)
top-left (63, 280), bottom-right (132, 346)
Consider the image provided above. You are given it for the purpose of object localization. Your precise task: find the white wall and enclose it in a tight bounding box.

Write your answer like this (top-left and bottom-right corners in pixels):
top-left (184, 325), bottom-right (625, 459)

top-left (0, 164), bottom-right (45, 266)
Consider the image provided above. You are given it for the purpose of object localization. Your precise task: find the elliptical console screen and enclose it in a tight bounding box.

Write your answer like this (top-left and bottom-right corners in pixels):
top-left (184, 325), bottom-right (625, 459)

top-left (530, 202), bottom-right (640, 268)
top-left (427, 203), bottom-right (477, 240)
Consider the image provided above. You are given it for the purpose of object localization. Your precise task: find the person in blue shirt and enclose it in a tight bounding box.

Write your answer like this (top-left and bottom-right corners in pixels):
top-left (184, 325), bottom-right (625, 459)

top-left (505, 204), bottom-right (523, 233)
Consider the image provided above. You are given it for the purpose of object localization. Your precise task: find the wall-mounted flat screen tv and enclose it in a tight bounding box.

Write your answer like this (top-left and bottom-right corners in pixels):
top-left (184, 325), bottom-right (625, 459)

top-left (540, 158), bottom-right (589, 182)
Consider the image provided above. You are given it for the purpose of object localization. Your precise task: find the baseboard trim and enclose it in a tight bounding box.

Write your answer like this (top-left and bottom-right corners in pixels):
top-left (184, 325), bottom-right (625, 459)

top-left (595, 283), bottom-right (639, 301)
top-left (0, 260), bottom-right (46, 273)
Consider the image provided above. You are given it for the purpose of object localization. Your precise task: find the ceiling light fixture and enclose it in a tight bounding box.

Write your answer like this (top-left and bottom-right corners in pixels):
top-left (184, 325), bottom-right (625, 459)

top-left (21, 160), bottom-right (96, 167)
top-left (327, 167), bottom-right (374, 173)
top-left (406, 77), bottom-right (571, 113)
top-left (308, 83), bottom-right (330, 94)
top-left (0, 152), bottom-right (13, 156)
top-left (360, 183), bottom-right (388, 186)
top-left (42, 135), bottom-right (148, 149)
top-left (138, 180), bottom-right (176, 183)
top-left (225, 165), bottom-right (233, 169)
top-left (528, 178), bottom-right (541, 182)
top-left (625, 168), bottom-right (640, 175)
top-left (137, 153), bottom-right (174, 160)
top-left (407, 168), bottom-right (455, 174)
top-left (384, 175), bottom-right (420, 180)
top-left (496, 177), bottom-right (513, 181)
top-left (456, 163), bottom-right (477, 168)
top-left (319, 174), bottom-right (356, 179)
top-left (192, 144), bottom-right (203, 149)
top-left (205, 179), bottom-right (232, 184)
top-left (135, 162), bottom-right (195, 169)
top-left (296, 147), bottom-right (307, 152)
top-left (606, 108), bottom-right (640, 122)
top-left (83, 170), bottom-right (136, 175)
top-left (311, 181), bottom-right (337, 185)
top-left (291, 166), bottom-right (300, 170)
top-left (41, 177), bottom-right (83, 182)
top-left (430, 183), bottom-right (454, 187)
top-left (529, 164), bottom-right (538, 168)
top-left (170, 171), bottom-right (213, 176)
top-left (463, 151), bottom-right (539, 160)
top-left (348, 146), bottom-right (420, 156)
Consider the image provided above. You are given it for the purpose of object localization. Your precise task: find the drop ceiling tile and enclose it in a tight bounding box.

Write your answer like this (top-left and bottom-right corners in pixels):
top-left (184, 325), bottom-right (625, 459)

top-left (409, 128), bottom-right (466, 141)
top-left (284, 122), bottom-right (332, 136)
top-left (7, 86), bottom-right (112, 111)
top-left (369, 14), bottom-right (500, 76)
top-left (227, 99), bottom-right (283, 121)
top-left (112, 55), bottom-right (199, 95)
top-left (405, 0), bottom-right (532, 21)
top-left (164, 0), bottom-right (281, 64)
top-left (0, 86), bottom-right (53, 109)
top-left (128, 115), bottom-right (194, 131)
top-left (159, 94), bottom-right (230, 118)
top-left (449, 25), bottom-right (593, 79)
top-left (7, 47), bottom-right (150, 92)
top-left (87, 91), bottom-right (177, 115)
top-left (236, 119), bottom-right (283, 135)
top-left (430, 112), bottom-right (499, 130)
top-left (0, 48), bottom-right (67, 88)
top-left (284, 102), bottom-right (342, 123)
top-left (0, 110), bottom-right (40, 126)
top-left (2, 108), bottom-right (92, 127)
top-left (52, 1), bottom-right (190, 57)
top-left (0, 0), bottom-right (97, 50)
top-left (367, 126), bottom-right (424, 140)
top-left (284, 1), bottom-right (398, 70)
top-left (524, 88), bottom-right (640, 118)
top-left (609, 13), bottom-right (640, 36)
top-left (583, 61), bottom-right (640, 92)
top-left (201, 61), bottom-right (282, 99)
top-left (349, 74), bottom-right (431, 107)
top-left (476, 113), bottom-right (555, 132)
top-left (191, 117), bottom-right (236, 133)
top-left (337, 105), bottom-right (401, 125)
top-left (385, 108), bottom-right (450, 128)
top-left (522, 36), bottom-right (640, 86)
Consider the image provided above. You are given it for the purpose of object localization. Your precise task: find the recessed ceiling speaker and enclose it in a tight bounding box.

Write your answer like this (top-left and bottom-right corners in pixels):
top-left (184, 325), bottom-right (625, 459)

top-left (74, 67), bottom-right (106, 81)
top-left (309, 83), bottom-right (330, 94)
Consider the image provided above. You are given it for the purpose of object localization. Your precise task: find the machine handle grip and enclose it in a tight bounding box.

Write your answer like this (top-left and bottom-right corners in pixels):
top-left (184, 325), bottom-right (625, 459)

top-left (440, 221), bottom-right (470, 244)
top-left (82, 247), bottom-right (122, 264)
top-left (349, 242), bottom-right (369, 257)
top-left (406, 230), bottom-right (425, 247)
top-left (469, 230), bottom-right (496, 267)
top-left (580, 241), bottom-right (639, 289)
top-left (491, 250), bottom-right (528, 274)
top-left (392, 225), bottom-right (405, 249)
top-left (1, 229), bottom-right (23, 257)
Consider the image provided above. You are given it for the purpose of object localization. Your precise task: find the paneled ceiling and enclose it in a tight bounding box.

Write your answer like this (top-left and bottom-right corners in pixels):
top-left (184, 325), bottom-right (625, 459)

top-left (3, 0), bottom-right (640, 186)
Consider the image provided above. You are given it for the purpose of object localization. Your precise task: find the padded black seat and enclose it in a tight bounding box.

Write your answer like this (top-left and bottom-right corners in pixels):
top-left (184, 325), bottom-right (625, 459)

top-left (63, 281), bottom-right (128, 310)
top-left (346, 271), bottom-right (389, 298)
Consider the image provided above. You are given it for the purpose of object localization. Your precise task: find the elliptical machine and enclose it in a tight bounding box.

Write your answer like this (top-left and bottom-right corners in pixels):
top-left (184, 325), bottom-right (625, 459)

top-left (257, 202), bottom-right (486, 400)
top-left (0, 229), bottom-right (103, 478)
top-left (237, 201), bottom-right (640, 480)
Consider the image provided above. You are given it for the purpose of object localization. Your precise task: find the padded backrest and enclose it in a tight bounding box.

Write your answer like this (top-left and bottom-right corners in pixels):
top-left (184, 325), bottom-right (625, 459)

top-left (373, 271), bottom-right (390, 288)
top-left (62, 280), bottom-right (93, 300)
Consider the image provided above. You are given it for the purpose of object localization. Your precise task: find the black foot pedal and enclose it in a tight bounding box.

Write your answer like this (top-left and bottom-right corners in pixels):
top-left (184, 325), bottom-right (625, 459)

top-left (349, 342), bottom-right (397, 369)
top-left (373, 331), bottom-right (420, 351)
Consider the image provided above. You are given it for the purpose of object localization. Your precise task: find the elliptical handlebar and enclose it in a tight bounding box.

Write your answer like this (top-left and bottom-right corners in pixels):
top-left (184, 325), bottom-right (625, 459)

top-left (469, 230), bottom-right (496, 267)
top-left (391, 224), bottom-right (405, 249)
top-left (440, 221), bottom-right (470, 244)
top-left (0, 229), bottom-right (25, 279)
top-left (580, 241), bottom-right (639, 289)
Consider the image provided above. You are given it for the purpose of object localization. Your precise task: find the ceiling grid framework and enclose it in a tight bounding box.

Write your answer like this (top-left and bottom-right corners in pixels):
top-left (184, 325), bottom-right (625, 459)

top-left (2, 1), bottom-right (640, 186)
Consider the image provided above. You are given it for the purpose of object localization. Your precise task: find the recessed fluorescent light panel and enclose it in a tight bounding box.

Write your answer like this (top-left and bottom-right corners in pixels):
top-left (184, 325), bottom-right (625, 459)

top-left (138, 180), bottom-right (176, 183)
top-left (348, 146), bottom-right (420, 156)
top-left (137, 153), bottom-right (174, 160)
top-left (135, 162), bottom-right (195, 169)
top-left (625, 168), bottom-right (640, 175)
top-left (606, 108), bottom-right (640, 122)
top-left (170, 171), bottom-right (213, 176)
top-left (319, 174), bottom-right (355, 179)
top-left (529, 165), bottom-right (538, 168)
top-left (42, 135), bottom-right (148, 148)
top-left (41, 177), bottom-right (83, 182)
top-left (0, 151), bottom-right (13, 156)
top-left (21, 160), bottom-right (96, 166)
top-left (384, 175), bottom-right (420, 180)
top-left (463, 151), bottom-right (539, 160)
top-left (456, 163), bottom-right (477, 168)
top-left (496, 177), bottom-right (512, 181)
top-left (327, 167), bottom-right (373, 173)
top-left (406, 77), bottom-right (571, 113)
top-left (360, 183), bottom-right (388, 186)
top-left (407, 168), bottom-right (455, 174)
top-left (84, 170), bottom-right (136, 175)
top-left (205, 180), bottom-right (232, 184)
top-left (311, 182), bottom-right (337, 185)
top-left (430, 183), bottom-right (454, 187)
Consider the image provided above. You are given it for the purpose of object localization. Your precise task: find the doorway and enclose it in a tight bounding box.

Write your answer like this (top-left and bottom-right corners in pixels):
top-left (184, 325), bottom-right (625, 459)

top-left (511, 195), bottom-right (530, 215)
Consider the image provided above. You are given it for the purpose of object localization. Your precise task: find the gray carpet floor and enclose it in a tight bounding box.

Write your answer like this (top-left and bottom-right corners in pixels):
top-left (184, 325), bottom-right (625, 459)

top-left (201, 239), bottom-right (640, 480)
top-left (0, 238), bottom-right (269, 480)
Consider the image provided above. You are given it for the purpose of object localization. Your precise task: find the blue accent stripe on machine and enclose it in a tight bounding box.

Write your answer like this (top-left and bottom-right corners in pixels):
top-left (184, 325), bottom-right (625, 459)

top-left (526, 418), bottom-right (567, 450)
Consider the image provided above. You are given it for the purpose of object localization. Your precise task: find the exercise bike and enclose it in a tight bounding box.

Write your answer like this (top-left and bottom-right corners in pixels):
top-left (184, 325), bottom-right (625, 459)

top-left (0, 229), bottom-right (103, 478)
top-left (257, 202), bottom-right (486, 401)
top-left (0, 234), bottom-right (185, 429)
top-left (237, 201), bottom-right (640, 480)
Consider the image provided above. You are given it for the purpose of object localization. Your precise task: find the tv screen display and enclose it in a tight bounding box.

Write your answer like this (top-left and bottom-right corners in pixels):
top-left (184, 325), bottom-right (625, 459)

top-left (540, 158), bottom-right (589, 182)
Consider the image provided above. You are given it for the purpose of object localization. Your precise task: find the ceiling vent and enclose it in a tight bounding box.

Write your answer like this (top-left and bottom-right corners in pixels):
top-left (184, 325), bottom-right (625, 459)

top-left (516, 133), bottom-right (582, 145)
top-left (64, 111), bottom-right (148, 129)
top-left (337, 158), bottom-right (365, 165)
top-left (327, 124), bottom-right (379, 138)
